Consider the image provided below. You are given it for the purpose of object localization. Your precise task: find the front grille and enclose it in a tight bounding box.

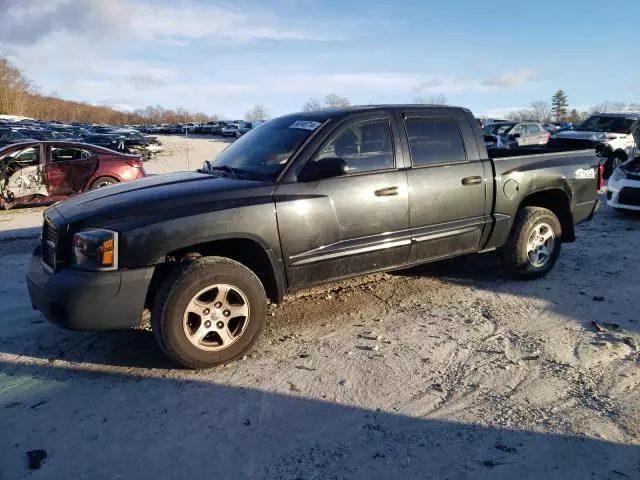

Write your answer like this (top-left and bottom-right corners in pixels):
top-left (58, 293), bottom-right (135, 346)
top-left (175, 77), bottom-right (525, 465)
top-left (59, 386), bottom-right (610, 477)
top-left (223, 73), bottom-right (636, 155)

top-left (41, 218), bottom-right (58, 270)
top-left (547, 138), bottom-right (597, 150)
top-left (618, 187), bottom-right (640, 206)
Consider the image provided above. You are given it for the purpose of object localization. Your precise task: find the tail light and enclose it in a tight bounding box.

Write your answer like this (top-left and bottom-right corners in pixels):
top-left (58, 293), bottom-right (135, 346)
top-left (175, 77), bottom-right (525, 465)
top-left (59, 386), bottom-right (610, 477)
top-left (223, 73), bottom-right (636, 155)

top-left (597, 162), bottom-right (605, 191)
top-left (127, 157), bottom-right (143, 168)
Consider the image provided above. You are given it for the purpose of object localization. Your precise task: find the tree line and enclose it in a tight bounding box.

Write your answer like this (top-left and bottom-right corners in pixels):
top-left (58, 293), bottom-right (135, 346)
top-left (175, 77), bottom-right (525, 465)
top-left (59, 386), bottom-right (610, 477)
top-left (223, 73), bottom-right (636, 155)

top-left (505, 89), bottom-right (640, 124)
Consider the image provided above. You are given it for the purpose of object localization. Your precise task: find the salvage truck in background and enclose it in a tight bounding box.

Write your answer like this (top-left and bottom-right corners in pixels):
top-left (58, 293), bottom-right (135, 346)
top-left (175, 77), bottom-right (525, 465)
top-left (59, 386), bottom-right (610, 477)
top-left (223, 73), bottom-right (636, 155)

top-left (27, 105), bottom-right (602, 368)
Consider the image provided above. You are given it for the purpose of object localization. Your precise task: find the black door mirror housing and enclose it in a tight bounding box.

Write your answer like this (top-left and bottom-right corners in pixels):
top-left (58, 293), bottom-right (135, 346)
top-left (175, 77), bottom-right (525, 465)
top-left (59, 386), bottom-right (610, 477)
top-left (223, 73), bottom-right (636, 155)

top-left (510, 133), bottom-right (521, 139)
top-left (299, 157), bottom-right (348, 182)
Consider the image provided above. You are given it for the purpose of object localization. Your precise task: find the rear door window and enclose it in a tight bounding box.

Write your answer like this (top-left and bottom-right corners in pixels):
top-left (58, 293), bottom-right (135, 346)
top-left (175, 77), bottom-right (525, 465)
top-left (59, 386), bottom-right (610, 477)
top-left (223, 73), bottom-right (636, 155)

top-left (51, 148), bottom-right (93, 162)
top-left (511, 124), bottom-right (526, 136)
top-left (526, 124), bottom-right (541, 135)
top-left (404, 118), bottom-right (466, 166)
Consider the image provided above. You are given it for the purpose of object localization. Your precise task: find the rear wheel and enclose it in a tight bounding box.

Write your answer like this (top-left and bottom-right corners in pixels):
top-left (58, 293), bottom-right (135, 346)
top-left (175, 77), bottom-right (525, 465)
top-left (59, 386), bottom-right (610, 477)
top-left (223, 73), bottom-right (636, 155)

top-left (152, 257), bottom-right (266, 369)
top-left (90, 176), bottom-right (118, 190)
top-left (499, 206), bottom-right (562, 279)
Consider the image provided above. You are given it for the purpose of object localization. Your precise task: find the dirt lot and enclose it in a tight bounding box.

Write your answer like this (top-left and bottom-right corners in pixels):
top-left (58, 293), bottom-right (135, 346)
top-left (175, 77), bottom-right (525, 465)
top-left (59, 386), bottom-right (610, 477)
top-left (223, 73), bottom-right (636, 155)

top-left (0, 136), bottom-right (638, 479)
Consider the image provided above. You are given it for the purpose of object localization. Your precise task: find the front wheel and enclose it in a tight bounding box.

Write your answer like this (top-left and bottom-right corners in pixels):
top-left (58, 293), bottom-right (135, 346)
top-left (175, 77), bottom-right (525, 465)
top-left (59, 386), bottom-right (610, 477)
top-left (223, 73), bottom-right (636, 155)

top-left (152, 257), bottom-right (266, 369)
top-left (499, 206), bottom-right (562, 279)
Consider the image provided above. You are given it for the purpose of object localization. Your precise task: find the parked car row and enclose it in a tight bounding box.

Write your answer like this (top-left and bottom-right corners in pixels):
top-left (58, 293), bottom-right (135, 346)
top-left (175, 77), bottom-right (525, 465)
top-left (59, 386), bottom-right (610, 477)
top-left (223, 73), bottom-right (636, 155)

top-left (482, 113), bottom-right (640, 179)
top-left (136, 120), bottom-right (263, 137)
top-left (0, 119), bottom-right (164, 159)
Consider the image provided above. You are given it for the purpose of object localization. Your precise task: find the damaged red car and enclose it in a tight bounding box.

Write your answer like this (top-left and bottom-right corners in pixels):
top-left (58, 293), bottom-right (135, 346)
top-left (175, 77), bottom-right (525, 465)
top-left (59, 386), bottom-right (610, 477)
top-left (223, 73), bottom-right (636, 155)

top-left (0, 141), bottom-right (146, 209)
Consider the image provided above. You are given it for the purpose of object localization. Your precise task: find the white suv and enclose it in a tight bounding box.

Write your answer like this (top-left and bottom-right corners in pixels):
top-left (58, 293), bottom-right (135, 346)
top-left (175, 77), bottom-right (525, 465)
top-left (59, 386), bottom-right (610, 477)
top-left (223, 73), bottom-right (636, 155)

top-left (550, 112), bottom-right (640, 176)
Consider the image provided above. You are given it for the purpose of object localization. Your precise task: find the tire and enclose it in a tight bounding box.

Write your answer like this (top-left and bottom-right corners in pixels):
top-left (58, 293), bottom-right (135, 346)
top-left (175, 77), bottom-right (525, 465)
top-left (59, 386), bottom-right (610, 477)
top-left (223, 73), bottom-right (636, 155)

top-left (499, 206), bottom-right (562, 280)
top-left (152, 257), bottom-right (266, 369)
top-left (90, 176), bottom-right (118, 190)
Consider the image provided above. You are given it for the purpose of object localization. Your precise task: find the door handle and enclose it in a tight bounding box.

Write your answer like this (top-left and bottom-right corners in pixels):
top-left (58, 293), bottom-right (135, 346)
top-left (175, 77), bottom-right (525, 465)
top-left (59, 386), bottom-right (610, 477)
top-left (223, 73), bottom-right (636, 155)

top-left (461, 176), bottom-right (483, 186)
top-left (374, 186), bottom-right (399, 196)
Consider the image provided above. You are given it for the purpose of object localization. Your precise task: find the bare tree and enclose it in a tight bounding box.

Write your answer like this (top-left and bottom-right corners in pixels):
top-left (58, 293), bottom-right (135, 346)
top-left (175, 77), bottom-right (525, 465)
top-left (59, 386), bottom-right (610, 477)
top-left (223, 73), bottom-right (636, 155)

top-left (324, 93), bottom-right (350, 108)
top-left (303, 98), bottom-right (323, 112)
top-left (592, 101), bottom-right (628, 113)
top-left (0, 56), bottom-right (30, 115)
top-left (529, 101), bottom-right (552, 122)
top-left (244, 104), bottom-right (270, 122)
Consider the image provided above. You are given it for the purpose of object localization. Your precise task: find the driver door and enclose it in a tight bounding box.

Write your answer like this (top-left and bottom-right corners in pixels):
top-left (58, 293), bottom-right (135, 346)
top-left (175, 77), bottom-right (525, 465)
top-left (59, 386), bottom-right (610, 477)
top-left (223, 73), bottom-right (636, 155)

top-left (45, 145), bottom-right (98, 196)
top-left (275, 115), bottom-right (411, 289)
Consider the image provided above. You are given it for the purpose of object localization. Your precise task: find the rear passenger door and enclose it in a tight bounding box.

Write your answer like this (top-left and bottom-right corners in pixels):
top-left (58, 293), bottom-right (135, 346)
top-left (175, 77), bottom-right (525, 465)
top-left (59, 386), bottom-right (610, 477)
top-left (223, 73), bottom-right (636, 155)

top-left (400, 111), bottom-right (491, 264)
top-left (45, 146), bottom-right (98, 196)
top-left (527, 123), bottom-right (548, 145)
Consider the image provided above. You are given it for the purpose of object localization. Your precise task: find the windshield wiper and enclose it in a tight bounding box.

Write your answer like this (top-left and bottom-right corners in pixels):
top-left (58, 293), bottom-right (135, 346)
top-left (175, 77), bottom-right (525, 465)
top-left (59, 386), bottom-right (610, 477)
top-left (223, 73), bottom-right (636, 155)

top-left (202, 164), bottom-right (244, 179)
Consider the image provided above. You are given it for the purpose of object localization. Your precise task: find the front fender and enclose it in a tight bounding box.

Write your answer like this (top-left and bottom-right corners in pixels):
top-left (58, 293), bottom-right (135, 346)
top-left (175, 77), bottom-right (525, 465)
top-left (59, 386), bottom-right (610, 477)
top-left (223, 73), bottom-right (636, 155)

top-left (114, 202), bottom-right (282, 269)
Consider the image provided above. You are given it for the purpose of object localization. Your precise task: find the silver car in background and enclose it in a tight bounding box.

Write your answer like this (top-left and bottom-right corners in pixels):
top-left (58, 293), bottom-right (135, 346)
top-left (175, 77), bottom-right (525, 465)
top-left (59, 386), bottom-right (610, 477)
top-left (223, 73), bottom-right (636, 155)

top-left (483, 122), bottom-right (550, 149)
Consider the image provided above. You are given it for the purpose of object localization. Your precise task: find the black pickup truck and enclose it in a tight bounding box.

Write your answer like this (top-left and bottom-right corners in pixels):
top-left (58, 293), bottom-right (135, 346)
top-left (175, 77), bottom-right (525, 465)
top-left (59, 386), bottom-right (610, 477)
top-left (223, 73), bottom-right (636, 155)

top-left (27, 105), bottom-right (602, 368)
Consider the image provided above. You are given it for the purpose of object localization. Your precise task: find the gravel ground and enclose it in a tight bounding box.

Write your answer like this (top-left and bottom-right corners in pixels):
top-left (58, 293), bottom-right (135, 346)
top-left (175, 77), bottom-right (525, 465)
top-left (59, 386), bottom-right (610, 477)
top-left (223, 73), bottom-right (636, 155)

top-left (0, 138), bottom-right (638, 479)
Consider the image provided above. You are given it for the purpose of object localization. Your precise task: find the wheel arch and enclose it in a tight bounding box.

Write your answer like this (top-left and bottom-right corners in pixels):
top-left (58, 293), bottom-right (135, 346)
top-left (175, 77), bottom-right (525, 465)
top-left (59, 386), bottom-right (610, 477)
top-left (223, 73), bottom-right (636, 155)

top-left (85, 174), bottom-right (121, 191)
top-left (145, 236), bottom-right (285, 308)
top-left (518, 188), bottom-right (574, 242)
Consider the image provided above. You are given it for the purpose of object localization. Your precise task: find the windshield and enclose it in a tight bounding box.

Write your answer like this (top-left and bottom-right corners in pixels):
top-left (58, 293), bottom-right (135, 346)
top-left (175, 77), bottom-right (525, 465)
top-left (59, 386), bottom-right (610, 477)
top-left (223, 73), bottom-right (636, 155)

top-left (483, 123), bottom-right (514, 135)
top-left (205, 117), bottom-right (323, 179)
top-left (0, 129), bottom-right (26, 140)
top-left (576, 115), bottom-right (636, 133)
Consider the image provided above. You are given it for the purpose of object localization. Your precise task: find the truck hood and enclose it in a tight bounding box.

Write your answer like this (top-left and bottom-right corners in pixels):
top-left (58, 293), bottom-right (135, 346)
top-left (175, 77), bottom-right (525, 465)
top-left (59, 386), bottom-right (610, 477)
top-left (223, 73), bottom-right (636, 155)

top-left (553, 130), bottom-right (628, 141)
top-left (50, 171), bottom-right (274, 227)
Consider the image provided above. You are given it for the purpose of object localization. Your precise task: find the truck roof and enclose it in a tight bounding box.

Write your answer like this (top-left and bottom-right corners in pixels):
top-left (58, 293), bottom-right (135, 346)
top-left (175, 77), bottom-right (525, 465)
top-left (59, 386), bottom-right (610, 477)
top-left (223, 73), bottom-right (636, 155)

top-left (589, 112), bottom-right (640, 118)
top-left (283, 104), bottom-right (472, 121)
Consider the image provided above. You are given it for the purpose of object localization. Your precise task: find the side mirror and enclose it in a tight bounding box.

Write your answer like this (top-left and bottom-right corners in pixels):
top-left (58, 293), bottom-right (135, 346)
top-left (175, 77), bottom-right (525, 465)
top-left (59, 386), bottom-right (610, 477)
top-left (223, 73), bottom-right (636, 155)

top-left (511, 133), bottom-right (521, 139)
top-left (299, 157), bottom-right (348, 182)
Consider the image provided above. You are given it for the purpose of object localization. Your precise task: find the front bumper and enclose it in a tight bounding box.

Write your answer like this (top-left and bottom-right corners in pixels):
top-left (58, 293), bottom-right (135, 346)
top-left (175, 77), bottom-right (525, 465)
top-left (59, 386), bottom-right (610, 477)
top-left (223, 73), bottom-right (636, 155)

top-left (27, 246), bottom-right (155, 331)
top-left (607, 178), bottom-right (640, 211)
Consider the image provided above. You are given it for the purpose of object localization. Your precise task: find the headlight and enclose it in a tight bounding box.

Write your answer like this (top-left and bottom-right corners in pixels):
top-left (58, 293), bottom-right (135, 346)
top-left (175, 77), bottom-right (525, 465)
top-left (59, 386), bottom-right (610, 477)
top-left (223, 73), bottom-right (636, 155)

top-left (610, 168), bottom-right (627, 182)
top-left (72, 229), bottom-right (118, 271)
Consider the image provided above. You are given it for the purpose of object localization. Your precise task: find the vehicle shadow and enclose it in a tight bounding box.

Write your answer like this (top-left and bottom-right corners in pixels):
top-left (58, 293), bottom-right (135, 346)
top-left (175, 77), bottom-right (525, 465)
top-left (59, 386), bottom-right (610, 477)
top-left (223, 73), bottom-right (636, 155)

top-left (1, 359), bottom-right (637, 479)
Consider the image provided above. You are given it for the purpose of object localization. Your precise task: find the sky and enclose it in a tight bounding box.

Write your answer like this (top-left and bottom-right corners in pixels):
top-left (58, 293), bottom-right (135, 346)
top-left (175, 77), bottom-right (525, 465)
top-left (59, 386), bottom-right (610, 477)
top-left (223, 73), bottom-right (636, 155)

top-left (1, 0), bottom-right (639, 119)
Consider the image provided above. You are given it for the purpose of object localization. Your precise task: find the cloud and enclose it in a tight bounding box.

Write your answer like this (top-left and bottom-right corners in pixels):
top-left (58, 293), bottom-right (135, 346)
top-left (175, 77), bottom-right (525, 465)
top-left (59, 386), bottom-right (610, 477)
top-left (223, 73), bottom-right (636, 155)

top-left (266, 72), bottom-right (536, 95)
top-left (0, 0), bottom-right (336, 47)
top-left (128, 74), bottom-right (169, 90)
top-left (413, 79), bottom-right (444, 92)
top-left (0, 0), bottom-right (128, 46)
top-left (482, 70), bottom-right (538, 88)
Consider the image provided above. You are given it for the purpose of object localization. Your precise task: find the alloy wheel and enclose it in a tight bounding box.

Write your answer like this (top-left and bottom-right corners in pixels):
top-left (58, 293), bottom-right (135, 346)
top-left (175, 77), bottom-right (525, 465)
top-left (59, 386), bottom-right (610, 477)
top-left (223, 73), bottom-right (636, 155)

top-left (182, 284), bottom-right (250, 351)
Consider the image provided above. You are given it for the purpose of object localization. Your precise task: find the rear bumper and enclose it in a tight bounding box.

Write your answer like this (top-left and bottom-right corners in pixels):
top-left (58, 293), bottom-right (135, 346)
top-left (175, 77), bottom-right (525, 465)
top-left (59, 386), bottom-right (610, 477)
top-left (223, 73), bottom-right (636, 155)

top-left (27, 246), bottom-right (155, 331)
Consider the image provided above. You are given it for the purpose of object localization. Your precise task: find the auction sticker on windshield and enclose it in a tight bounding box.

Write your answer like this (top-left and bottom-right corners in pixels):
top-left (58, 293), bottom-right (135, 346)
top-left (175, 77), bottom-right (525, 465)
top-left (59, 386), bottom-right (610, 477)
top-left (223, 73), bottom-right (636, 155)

top-left (289, 120), bottom-right (321, 131)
